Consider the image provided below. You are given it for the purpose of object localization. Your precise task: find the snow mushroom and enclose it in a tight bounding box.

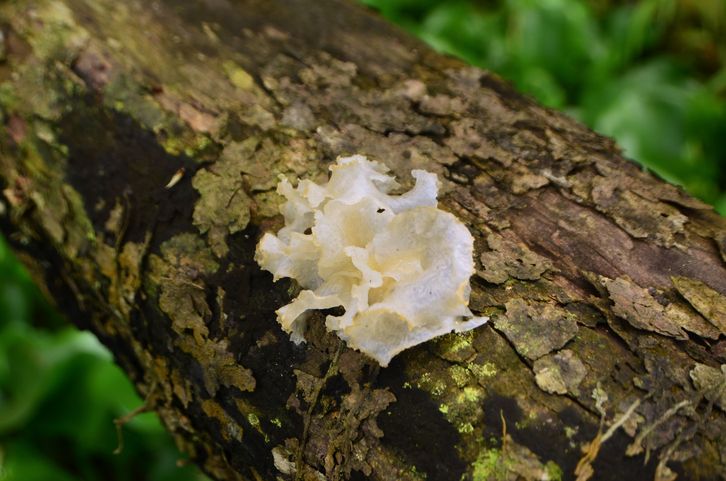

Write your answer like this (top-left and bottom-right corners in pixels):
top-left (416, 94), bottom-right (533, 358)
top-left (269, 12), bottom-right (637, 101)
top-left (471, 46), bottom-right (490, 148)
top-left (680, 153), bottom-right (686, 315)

top-left (255, 155), bottom-right (487, 366)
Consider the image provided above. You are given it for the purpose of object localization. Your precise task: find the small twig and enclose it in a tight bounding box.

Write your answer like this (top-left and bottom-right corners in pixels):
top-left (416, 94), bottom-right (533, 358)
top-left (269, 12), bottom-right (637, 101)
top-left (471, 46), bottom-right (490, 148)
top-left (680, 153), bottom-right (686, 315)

top-left (113, 193), bottom-right (131, 252)
top-left (628, 399), bottom-right (690, 462)
top-left (159, 276), bottom-right (206, 290)
top-left (165, 167), bottom-right (186, 189)
top-left (575, 398), bottom-right (641, 481)
top-left (601, 398), bottom-right (641, 443)
top-left (113, 381), bottom-right (158, 455)
top-left (500, 410), bottom-right (508, 458)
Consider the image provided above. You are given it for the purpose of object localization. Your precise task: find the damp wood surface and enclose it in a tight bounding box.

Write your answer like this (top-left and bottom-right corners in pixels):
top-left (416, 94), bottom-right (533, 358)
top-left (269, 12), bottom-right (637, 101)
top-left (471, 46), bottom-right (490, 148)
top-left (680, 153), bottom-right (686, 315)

top-left (1, 1), bottom-right (725, 480)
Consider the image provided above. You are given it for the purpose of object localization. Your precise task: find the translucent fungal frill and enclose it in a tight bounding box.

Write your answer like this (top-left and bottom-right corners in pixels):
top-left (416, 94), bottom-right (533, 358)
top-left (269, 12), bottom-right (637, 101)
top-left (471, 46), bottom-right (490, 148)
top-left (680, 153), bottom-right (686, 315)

top-left (255, 155), bottom-right (487, 366)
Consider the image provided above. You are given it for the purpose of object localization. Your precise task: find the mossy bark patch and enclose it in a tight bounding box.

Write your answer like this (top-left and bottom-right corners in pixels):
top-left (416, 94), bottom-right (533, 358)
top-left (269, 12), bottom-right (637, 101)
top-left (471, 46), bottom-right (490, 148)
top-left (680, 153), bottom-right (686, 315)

top-left (377, 378), bottom-right (467, 481)
top-left (533, 349), bottom-right (587, 396)
top-left (191, 158), bottom-right (252, 258)
top-left (495, 299), bottom-right (578, 361)
top-left (672, 276), bottom-right (726, 335)
top-left (478, 232), bottom-right (553, 284)
top-left (690, 363), bottom-right (726, 411)
top-left (601, 275), bottom-right (721, 340)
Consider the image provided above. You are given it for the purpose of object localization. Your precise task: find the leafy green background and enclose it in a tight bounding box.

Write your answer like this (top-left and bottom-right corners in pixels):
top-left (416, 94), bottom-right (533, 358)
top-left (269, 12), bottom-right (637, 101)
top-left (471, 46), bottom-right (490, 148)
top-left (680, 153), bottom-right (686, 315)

top-left (0, 237), bottom-right (208, 481)
top-left (1, 0), bottom-right (724, 479)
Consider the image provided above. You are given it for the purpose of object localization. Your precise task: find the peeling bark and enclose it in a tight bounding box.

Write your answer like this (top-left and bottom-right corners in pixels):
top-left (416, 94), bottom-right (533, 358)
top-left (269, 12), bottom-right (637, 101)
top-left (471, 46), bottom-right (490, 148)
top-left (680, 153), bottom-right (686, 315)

top-left (1, 1), bottom-right (725, 481)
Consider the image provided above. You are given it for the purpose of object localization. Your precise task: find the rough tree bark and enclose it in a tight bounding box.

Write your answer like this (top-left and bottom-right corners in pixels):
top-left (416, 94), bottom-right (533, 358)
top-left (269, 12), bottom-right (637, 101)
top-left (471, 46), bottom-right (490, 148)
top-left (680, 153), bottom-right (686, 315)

top-left (1, 0), bottom-right (725, 480)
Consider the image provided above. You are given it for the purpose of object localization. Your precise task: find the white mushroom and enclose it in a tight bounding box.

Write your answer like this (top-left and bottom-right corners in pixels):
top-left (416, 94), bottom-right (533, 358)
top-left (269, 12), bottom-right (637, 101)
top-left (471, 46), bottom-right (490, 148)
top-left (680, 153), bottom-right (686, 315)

top-left (255, 155), bottom-right (487, 366)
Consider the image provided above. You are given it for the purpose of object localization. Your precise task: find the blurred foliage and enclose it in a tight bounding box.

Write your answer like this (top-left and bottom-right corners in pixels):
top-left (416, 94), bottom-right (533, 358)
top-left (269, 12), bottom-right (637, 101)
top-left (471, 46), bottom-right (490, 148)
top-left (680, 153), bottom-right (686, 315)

top-left (362, 0), bottom-right (726, 213)
top-left (0, 236), bottom-right (208, 481)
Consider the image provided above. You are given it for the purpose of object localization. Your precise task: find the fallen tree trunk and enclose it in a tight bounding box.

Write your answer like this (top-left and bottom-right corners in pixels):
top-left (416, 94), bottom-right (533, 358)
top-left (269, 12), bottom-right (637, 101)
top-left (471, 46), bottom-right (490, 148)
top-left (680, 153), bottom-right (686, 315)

top-left (1, 0), bottom-right (725, 480)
